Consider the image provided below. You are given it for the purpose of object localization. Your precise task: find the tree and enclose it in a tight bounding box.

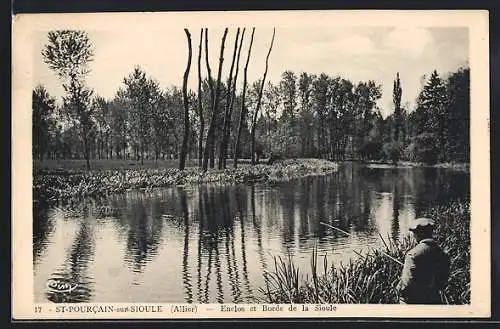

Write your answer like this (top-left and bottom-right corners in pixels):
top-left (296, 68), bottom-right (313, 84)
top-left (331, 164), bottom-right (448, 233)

top-left (150, 91), bottom-right (169, 162)
top-left (352, 80), bottom-right (382, 158)
top-left (251, 28), bottom-right (275, 165)
top-left (196, 29), bottom-right (205, 167)
top-left (109, 88), bottom-right (130, 159)
top-left (280, 71), bottom-right (298, 122)
top-left (297, 72), bottom-right (315, 156)
top-left (311, 73), bottom-right (329, 157)
top-left (404, 132), bottom-right (440, 164)
top-left (330, 78), bottom-right (354, 159)
top-left (276, 71), bottom-right (299, 157)
top-left (165, 86), bottom-right (186, 158)
top-left (444, 67), bottom-right (470, 161)
top-left (392, 72), bottom-right (403, 142)
top-left (42, 30), bottom-right (95, 169)
top-left (92, 96), bottom-right (111, 159)
top-left (382, 141), bottom-right (403, 165)
top-left (414, 70), bottom-right (447, 160)
top-left (234, 28), bottom-right (255, 168)
top-left (218, 28), bottom-right (241, 169)
top-left (32, 85), bottom-right (56, 161)
top-left (179, 29), bottom-right (193, 170)
top-left (414, 70), bottom-right (447, 133)
top-left (123, 67), bottom-right (152, 164)
top-left (202, 28), bottom-right (228, 171)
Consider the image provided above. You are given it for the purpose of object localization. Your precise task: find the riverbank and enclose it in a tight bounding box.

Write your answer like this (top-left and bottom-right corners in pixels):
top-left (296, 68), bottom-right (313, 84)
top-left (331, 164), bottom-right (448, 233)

top-left (260, 200), bottom-right (470, 304)
top-left (33, 158), bottom-right (339, 207)
top-left (360, 160), bottom-right (469, 172)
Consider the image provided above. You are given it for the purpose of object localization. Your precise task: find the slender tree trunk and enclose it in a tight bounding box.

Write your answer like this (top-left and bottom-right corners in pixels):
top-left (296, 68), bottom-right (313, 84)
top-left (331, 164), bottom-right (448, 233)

top-left (197, 29), bottom-right (205, 168)
top-left (202, 28), bottom-right (228, 172)
top-left (40, 144), bottom-right (44, 162)
top-left (251, 28), bottom-right (275, 165)
top-left (179, 29), bottom-right (193, 171)
top-left (221, 28), bottom-right (245, 169)
top-left (218, 28), bottom-right (240, 169)
top-left (83, 127), bottom-right (90, 169)
top-left (209, 139), bottom-right (216, 168)
top-left (233, 28), bottom-right (255, 168)
top-left (202, 28), bottom-right (215, 171)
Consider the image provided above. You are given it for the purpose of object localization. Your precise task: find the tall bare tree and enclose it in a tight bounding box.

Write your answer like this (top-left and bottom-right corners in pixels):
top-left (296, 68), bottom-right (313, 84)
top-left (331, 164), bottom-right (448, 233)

top-left (202, 28), bottom-right (228, 172)
top-left (179, 29), bottom-right (193, 170)
top-left (220, 28), bottom-right (245, 169)
top-left (251, 28), bottom-right (275, 165)
top-left (197, 29), bottom-right (205, 167)
top-left (217, 28), bottom-right (241, 169)
top-left (233, 27), bottom-right (255, 168)
top-left (202, 29), bottom-right (215, 171)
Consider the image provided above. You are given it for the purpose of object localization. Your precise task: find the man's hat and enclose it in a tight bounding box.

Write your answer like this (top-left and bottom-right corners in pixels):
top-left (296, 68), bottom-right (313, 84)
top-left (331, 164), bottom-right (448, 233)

top-left (409, 217), bottom-right (435, 231)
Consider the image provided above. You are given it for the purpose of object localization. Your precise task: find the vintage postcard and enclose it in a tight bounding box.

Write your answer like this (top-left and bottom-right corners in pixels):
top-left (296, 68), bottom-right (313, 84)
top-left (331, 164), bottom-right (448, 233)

top-left (12, 10), bottom-right (490, 319)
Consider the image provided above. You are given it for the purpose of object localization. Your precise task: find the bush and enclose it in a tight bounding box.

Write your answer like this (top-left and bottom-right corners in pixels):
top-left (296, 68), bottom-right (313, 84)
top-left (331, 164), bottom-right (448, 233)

top-left (404, 133), bottom-right (440, 165)
top-left (382, 141), bottom-right (403, 164)
top-left (268, 152), bottom-right (285, 165)
top-left (359, 140), bottom-right (383, 161)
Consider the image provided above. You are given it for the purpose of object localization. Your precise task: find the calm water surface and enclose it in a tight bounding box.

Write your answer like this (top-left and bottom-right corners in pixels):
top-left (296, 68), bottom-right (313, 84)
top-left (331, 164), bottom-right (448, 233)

top-left (33, 163), bottom-right (469, 303)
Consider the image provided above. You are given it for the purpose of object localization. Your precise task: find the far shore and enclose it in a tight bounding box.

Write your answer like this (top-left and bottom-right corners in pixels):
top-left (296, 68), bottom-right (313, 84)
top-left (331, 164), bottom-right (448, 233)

top-left (33, 158), bottom-right (470, 171)
top-left (360, 160), bottom-right (469, 171)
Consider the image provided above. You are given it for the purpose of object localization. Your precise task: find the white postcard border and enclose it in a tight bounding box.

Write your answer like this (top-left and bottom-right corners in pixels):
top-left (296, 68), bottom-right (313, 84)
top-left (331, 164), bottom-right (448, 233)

top-left (11, 10), bottom-right (491, 319)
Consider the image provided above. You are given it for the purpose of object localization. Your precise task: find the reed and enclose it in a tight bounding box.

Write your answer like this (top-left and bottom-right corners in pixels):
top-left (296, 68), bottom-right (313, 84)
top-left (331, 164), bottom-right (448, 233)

top-left (260, 200), bottom-right (470, 304)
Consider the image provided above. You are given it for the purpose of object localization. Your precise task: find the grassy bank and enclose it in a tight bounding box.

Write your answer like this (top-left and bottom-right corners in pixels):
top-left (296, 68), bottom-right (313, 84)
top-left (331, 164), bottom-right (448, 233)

top-left (260, 200), bottom-right (470, 304)
top-left (33, 158), bottom-right (338, 206)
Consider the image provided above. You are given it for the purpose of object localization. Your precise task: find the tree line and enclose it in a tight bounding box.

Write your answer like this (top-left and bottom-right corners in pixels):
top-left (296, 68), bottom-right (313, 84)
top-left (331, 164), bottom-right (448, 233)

top-left (33, 29), bottom-right (470, 170)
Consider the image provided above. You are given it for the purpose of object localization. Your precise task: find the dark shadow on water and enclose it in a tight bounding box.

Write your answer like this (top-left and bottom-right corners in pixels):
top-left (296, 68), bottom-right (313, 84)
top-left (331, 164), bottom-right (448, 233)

top-left (33, 201), bottom-right (55, 264)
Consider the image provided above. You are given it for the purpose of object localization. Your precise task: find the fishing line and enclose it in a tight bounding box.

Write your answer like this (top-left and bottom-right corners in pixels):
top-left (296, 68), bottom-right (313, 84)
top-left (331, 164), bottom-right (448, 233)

top-left (319, 221), bottom-right (404, 266)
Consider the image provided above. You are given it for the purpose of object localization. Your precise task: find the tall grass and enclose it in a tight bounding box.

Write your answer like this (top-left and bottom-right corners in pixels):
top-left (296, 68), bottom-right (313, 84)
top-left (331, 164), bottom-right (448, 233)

top-left (260, 200), bottom-right (470, 304)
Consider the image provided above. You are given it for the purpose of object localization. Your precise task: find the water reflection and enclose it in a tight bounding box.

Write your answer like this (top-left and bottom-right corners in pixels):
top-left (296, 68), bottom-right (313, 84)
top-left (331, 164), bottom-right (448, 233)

top-left (33, 201), bottom-right (54, 264)
top-left (392, 183), bottom-right (401, 240)
top-left (34, 163), bottom-right (469, 303)
top-left (123, 196), bottom-right (164, 274)
top-left (46, 205), bottom-right (94, 303)
top-left (181, 190), bottom-right (193, 303)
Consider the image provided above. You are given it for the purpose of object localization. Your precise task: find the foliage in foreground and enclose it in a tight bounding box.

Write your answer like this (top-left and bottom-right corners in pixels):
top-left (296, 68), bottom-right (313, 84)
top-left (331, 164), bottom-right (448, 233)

top-left (33, 158), bottom-right (338, 207)
top-left (260, 201), bottom-right (470, 304)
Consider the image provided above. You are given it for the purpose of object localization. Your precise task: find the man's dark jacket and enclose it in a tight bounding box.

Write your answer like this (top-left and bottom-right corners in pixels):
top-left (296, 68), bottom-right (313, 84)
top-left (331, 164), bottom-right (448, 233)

top-left (398, 238), bottom-right (450, 304)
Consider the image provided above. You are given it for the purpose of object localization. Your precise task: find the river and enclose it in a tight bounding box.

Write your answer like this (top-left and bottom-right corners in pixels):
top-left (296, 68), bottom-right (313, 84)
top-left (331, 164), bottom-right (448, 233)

top-left (33, 162), bottom-right (469, 303)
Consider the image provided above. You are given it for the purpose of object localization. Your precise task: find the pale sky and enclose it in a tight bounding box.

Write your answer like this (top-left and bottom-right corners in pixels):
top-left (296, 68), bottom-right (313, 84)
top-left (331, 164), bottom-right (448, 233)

top-left (33, 26), bottom-right (468, 117)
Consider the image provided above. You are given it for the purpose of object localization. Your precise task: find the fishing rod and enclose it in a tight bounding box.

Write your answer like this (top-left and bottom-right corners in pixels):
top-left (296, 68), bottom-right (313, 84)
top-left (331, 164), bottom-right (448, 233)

top-left (319, 221), bottom-right (404, 266)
